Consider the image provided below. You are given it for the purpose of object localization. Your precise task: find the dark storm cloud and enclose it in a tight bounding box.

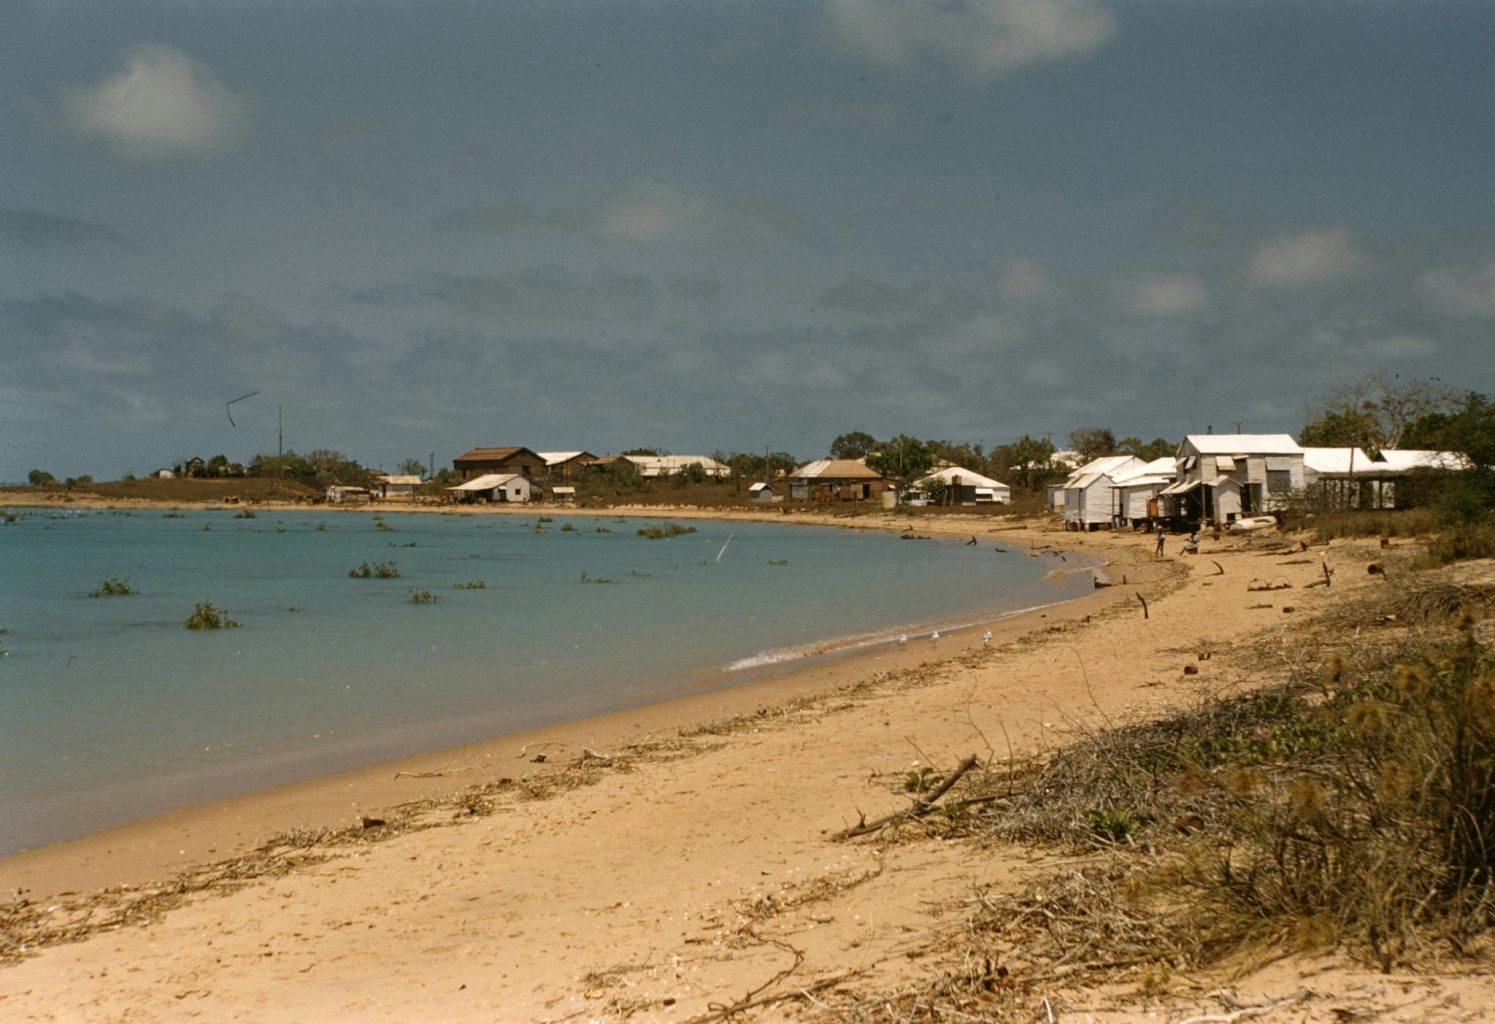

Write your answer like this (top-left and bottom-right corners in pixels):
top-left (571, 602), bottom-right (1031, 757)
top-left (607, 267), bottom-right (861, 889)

top-left (340, 266), bottom-right (721, 322)
top-left (3, 1), bottom-right (1494, 479)
top-left (0, 207), bottom-right (130, 250)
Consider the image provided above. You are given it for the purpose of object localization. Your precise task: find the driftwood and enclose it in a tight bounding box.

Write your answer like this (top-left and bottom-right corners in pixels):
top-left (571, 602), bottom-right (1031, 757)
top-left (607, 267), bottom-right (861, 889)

top-left (1209, 560), bottom-right (1225, 576)
top-left (1305, 562), bottom-right (1336, 589)
top-left (837, 754), bottom-right (980, 839)
top-left (1247, 578), bottom-right (1292, 592)
top-left (1138, 592), bottom-right (1149, 619)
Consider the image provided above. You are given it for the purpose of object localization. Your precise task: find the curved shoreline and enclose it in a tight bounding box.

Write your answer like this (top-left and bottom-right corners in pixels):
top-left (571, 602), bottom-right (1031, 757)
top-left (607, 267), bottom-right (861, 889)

top-left (0, 508), bottom-right (1126, 898)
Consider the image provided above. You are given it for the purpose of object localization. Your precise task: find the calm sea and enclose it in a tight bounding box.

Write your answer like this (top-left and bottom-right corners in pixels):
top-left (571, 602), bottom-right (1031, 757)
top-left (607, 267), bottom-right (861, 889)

top-left (0, 508), bottom-right (1090, 853)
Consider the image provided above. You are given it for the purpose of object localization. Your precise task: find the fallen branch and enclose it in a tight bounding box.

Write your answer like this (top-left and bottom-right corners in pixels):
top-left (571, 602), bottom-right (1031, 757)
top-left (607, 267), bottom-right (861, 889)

top-left (837, 754), bottom-right (980, 839)
top-left (1138, 592), bottom-right (1149, 619)
top-left (1210, 560), bottom-right (1225, 576)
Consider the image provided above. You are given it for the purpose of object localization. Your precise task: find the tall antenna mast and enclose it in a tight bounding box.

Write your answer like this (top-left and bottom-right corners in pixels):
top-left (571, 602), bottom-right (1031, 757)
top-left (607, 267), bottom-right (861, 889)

top-left (278, 404), bottom-right (283, 457)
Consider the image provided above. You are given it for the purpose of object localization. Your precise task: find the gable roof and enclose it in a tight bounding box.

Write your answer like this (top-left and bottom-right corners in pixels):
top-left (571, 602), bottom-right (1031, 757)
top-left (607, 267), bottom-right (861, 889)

top-left (1302, 447), bottom-right (1377, 476)
top-left (914, 465), bottom-right (1008, 490)
top-left (450, 473), bottom-right (525, 491)
top-left (1184, 434), bottom-right (1302, 456)
top-left (536, 450), bottom-right (597, 465)
top-left (1062, 455), bottom-right (1143, 488)
top-left (453, 446), bottom-right (541, 463)
top-left (790, 458), bottom-right (884, 481)
top-left (1109, 456), bottom-right (1178, 488)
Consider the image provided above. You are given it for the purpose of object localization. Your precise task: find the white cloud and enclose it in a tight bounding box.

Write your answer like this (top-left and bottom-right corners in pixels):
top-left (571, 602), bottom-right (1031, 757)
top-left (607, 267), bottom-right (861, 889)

top-left (61, 46), bottom-right (249, 159)
top-left (1121, 274), bottom-right (1208, 316)
top-left (1245, 227), bottom-right (1366, 287)
top-left (598, 181), bottom-right (714, 242)
top-left (997, 260), bottom-right (1058, 303)
top-left (1419, 260), bottom-right (1495, 318)
top-left (825, 0), bottom-right (1116, 82)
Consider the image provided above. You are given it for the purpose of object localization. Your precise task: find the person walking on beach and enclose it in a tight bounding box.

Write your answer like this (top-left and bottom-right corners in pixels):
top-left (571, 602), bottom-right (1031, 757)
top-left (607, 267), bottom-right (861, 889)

top-left (1155, 528), bottom-right (1166, 559)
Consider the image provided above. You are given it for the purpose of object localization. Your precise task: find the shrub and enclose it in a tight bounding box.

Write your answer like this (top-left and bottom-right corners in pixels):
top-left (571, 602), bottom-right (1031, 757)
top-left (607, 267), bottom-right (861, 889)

top-left (407, 588), bottom-right (438, 605)
top-left (637, 522), bottom-right (697, 539)
top-left (452, 580), bottom-right (487, 589)
top-left (89, 577), bottom-right (134, 597)
top-left (184, 602), bottom-right (240, 630)
top-left (1423, 522), bottom-right (1495, 567)
top-left (348, 560), bottom-right (399, 579)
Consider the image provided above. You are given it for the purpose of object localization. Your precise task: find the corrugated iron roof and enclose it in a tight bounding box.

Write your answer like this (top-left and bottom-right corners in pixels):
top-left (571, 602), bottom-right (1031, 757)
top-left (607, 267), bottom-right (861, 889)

top-left (454, 446), bottom-right (535, 462)
top-left (451, 473), bottom-right (523, 491)
top-left (790, 458), bottom-right (884, 480)
top-left (914, 466), bottom-right (1009, 490)
top-left (1184, 434), bottom-right (1302, 455)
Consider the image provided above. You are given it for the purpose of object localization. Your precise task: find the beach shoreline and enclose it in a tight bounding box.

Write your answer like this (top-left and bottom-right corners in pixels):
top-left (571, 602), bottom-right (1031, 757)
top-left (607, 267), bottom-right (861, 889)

top-left (0, 509), bottom-right (1128, 898)
top-left (3, 515), bottom-right (1455, 1024)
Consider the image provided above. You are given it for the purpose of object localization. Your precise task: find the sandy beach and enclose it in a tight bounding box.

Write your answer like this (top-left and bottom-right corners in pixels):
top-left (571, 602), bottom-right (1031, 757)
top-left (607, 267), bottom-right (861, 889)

top-left (2, 508), bottom-right (1490, 1022)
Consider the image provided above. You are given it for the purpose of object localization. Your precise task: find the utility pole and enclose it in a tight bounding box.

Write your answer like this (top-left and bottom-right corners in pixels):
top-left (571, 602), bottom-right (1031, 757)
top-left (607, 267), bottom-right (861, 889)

top-left (278, 404), bottom-right (283, 457)
top-left (429, 452), bottom-right (435, 478)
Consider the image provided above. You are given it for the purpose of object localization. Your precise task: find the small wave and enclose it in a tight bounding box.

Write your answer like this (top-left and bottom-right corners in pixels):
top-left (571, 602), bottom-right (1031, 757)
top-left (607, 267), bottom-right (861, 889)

top-left (721, 599), bottom-right (1074, 675)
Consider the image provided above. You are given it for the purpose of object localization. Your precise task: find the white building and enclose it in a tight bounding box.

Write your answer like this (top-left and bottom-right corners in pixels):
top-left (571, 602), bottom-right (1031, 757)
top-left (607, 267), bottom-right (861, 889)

top-left (1061, 455), bottom-right (1145, 530)
top-left (624, 454), bottom-right (730, 478)
top-left (747, 482), bottom-right (779, 504)
top-left (1303, 447), bottom-right (1469, 509)
top-left (1108, 457), bottom-right (1178, 525)
top-left (912, 466), bottom-right (1012, 504)
top-left (373, 474), bottom-right (421, 499)
top-left (448, 473), bottom-right (532, 503)
top-left (1161, 434), bottom-right (1305, 523)
top-left (326, 485), bottom-right (371, 504)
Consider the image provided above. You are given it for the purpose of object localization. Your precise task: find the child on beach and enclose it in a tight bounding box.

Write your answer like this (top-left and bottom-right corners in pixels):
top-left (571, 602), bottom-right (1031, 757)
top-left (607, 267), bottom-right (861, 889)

top-left (1154, 529), bottom-right (1166, 558)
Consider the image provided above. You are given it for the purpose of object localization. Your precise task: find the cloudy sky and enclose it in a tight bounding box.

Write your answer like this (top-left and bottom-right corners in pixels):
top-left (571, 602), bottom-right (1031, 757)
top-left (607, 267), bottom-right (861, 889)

top-left (3, 0), bottom-right (1493, 479)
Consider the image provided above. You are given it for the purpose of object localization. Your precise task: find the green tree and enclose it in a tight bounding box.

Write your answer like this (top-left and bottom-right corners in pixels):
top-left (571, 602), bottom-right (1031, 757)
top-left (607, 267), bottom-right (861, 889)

top-left (397, 458), bottom-right (427, 478)
top-left (1068, 427), bottom-right (1118, 463)
top-left (1301, 374), bottom-right (1457, 453)
top-left (1118, 436), bottom-right (1175, 461)
top-left (27, 469), bottom-right (56, 486)
top-left (865, 434), bottom-right (934, 482)
top-left (829, 431), bottom-right (877, 460)
top-left (1404, 392), bottom-right (1495, 467)
top-left (988, 435), bottom-right (1056, 491)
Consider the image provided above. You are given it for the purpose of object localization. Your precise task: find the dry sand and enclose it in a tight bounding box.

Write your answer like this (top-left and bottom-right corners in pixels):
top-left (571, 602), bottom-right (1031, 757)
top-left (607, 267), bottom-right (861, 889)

top-left (2, 508), bottom-right (1490, 1022)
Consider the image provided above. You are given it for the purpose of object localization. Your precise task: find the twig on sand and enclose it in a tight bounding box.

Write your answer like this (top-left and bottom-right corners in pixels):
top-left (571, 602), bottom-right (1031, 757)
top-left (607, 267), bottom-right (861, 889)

top-left (1138, 592), bottom-right (1149, 619)
top-left (1172, 991), bottom-right (1309, 1024)
top-left (837, 754), bottom-right (981, 839)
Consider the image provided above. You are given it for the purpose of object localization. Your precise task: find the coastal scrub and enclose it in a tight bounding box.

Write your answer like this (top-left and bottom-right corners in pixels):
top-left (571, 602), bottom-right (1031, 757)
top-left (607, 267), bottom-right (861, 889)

top-left (184, 602), bottom-right (240, 630)
top-left (89, 577), bottom-right (134, 597)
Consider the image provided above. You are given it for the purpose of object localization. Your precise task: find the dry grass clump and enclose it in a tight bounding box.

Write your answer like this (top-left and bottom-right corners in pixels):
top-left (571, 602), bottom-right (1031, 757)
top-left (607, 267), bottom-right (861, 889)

top-left (946, 616), bottom-right (1493, 979)
top-left (1310, 508), bottom-right (1437, 541)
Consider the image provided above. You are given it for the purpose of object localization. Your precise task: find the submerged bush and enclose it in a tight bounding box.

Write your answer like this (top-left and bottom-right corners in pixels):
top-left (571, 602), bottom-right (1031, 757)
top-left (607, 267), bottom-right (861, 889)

top-left (452, 580), bottom-right (486, 589)
top-left (637, 522), bottom-right (697, 539)
top-left (89, 577), bottom-right (134, 597)
top-left (348, 560), bottom-right (400, 579)
top-left (407, 588), bottom-right (438, 605)
top-left (184, 601), bottom-right (240, 630)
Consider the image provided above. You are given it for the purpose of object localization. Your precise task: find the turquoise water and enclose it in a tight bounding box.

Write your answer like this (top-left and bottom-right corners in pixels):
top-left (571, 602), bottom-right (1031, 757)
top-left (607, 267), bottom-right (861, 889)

top-left (0, 508), bottom-right (1090, 854)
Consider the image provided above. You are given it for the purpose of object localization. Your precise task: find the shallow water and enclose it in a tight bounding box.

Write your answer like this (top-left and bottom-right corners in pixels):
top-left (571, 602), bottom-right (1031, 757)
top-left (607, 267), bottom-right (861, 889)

top-left (0, 508), bottom-right (1090, 853)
